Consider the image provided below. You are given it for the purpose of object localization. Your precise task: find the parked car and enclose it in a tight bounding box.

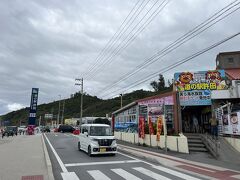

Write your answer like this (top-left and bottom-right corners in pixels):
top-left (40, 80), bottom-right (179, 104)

top-left (73, 127), bottom-right (80, 135)
top-left (78, 124), bottom-right (117, 156)
top-left (41, 126), bottom-right (51, 133)
top-left (18, 125), bottom-right (27, 134)
top-left (58, 125), bottom-right (75, 133)
top-left (4, 126), bottom-right (18, 136)
top-left (53, 127), bottom-right (59, 132)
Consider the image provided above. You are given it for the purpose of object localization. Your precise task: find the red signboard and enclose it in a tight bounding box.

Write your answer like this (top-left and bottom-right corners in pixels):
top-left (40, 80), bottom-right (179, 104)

top-left (156, 116), bottom-right (163, 141)
top-left (138, 116), bottom-right (145, 138)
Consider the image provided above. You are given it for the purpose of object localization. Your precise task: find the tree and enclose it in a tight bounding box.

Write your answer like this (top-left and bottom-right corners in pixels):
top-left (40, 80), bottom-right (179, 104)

top-left (150, 74), bottom-right (165, 92)
top-left (168, 79), bottom-right (173, 89)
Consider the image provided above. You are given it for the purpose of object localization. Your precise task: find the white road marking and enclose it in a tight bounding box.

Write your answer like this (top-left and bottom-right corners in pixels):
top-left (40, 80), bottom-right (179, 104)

top-left (88, 170), bottom-right (111, 180)
top-left (111, 168), bottom-right (142, 180)
top-left (43, 133), bottom-right (80, 180)
top-left (55, 134), bottom-right (58, 137)
top-left (133, 167), bottom-right (172, 180)
top-left (65, 134), bottom-right (69, 136)
top-left (153, 166), bottom-right (202, 180)
top-left (61, 172), bottom-right (79, 180)
top-left (44, 133), bottom-right (68, 173)
top-left (65, 160), bottom-right (141, 167)
top-left (117, 151), bottom-right (153, 166)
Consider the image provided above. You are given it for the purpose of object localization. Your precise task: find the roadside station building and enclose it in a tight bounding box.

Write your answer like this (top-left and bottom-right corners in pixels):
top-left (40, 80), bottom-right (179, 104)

top-left (174, 70), bottom-right (228, 134)
top-left (112, 91), bottom-right (179, 134)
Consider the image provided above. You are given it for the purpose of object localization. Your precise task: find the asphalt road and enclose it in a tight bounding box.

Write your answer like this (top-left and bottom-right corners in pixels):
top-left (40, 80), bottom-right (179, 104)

top-left (44, 133), bottom-right (205, 180)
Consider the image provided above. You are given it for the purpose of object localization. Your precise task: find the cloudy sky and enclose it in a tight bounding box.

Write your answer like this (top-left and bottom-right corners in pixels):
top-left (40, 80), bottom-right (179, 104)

top-left (0, 0), bottom-right (239, 115)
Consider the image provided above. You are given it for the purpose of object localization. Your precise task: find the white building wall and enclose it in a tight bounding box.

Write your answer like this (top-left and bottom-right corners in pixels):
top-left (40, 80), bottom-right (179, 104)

top-left (114, 132), bottom-right (189, 153)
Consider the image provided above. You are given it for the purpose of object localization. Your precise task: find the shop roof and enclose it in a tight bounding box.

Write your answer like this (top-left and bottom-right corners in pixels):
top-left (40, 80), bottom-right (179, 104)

top-left (225, 69), bottom-right (240, 80)
top-left (137, 91), bottom-right (175, 103)
top-left (112, 101), bottom-right (137, 115)
top-left (216, 51), bottom-right (240, 57)
top-left (112, 91), bottom-right (175, 115)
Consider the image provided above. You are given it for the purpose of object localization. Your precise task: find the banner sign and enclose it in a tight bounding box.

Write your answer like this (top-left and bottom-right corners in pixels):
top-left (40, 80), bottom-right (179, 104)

top-left (138, 96), bottom-right (173, 106)
top-left (156, 116), bottom-right (163, 141)
top-left (148, 117), bottom-right (155, 135)
top-left (222, 111), bottom-right (240, 135)
top-left (138, 116), bottom-right (145, 138)
top-left (28, 88), bottom-right (39, 125)
top-left (174, 70), bottom-right (226, 106)
top-left (178, 90), bottom-right (211, 106)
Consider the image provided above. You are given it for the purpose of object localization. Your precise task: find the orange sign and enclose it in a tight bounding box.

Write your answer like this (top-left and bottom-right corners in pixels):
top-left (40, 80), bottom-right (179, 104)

top-left (156, 116), bottom-right (163, 141)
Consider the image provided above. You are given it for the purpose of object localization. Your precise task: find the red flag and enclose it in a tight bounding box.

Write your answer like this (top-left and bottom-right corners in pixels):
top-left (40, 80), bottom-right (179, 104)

top-left (138, 116), bottom-right (145, 138)
top-left (156, 116), bottom-right (163, 141)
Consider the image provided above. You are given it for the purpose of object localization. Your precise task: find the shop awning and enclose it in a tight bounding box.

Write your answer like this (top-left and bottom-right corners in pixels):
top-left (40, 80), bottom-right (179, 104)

top-left (225, 69), bottom-right (240, 80)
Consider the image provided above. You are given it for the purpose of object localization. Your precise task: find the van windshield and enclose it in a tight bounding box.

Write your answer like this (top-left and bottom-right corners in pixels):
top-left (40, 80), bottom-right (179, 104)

top-left (90, 126), bottom-right (112, 136)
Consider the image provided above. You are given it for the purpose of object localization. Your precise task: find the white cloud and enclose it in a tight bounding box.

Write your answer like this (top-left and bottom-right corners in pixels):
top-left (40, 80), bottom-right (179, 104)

top-left (7, 103), bottom-right (25, 112)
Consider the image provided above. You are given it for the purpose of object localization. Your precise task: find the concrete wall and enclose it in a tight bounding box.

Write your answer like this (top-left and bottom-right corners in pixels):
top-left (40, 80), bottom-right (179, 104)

top-left (114, 132), bottom-right (189, 154)
top-left (217, 53), bottom-right (240, 69)
top-left (224, 137), bottom-right (240, 153)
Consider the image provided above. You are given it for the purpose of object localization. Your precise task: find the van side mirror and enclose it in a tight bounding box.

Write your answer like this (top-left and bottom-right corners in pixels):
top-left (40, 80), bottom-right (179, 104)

top-left (84, 131), bottom-right (88, 136)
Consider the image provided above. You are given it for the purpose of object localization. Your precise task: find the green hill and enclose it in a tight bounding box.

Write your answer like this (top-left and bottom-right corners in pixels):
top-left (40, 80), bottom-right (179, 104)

top-left (0, 89), bottom-right (159, 126)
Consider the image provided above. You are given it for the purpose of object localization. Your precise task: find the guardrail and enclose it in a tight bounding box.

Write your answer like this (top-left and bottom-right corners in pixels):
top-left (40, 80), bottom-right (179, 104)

top-left (199, 133), bottom-right (220, 158)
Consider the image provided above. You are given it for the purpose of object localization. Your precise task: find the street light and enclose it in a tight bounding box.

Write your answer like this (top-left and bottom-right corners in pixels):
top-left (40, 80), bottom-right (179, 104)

top-left (120, 93), bottom-right (123, 108)
top-left (75, 78), bottom-right (83, 125)
top-left (57, 95), bottom-right (61, 126)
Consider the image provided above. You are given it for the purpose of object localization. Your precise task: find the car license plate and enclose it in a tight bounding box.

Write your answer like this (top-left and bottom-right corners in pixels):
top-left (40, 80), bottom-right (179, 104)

top-left (100, 148), bottom-right (106, 152)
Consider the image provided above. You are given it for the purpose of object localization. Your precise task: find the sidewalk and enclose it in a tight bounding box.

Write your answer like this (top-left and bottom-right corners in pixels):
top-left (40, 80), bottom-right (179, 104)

top-left (117, 140), bottom-right (240, 180)
top-left (0, 134), bottom-right (54, 180)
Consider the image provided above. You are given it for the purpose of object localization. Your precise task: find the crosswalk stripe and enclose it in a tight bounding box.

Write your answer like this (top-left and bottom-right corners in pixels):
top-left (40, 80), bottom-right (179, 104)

top-left (88, 170), bottom-right (111, 180)
top-left (111, 168), bottom-right (142, 180)
top-left (153, 166), bottom-right (202, 180)
top-left (133, 167), bottom-right (172, 180)
top-left (65, 160), bottom-right (140, 167)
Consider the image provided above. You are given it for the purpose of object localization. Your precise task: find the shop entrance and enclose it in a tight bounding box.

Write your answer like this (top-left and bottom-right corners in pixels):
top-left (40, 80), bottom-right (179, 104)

top-left (182, 105), bottom-right (211, 133)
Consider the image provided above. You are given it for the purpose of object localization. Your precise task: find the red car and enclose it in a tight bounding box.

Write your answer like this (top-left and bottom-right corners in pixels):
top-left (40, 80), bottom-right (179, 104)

top-left (73, 129), bottom-right (80, 135)
top-left (53, 128), bottom-right (58, 132)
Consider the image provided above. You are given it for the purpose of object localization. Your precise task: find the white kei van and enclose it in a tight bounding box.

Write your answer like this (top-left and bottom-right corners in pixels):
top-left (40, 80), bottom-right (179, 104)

top-left (78, 124), bottom-right (117, 156)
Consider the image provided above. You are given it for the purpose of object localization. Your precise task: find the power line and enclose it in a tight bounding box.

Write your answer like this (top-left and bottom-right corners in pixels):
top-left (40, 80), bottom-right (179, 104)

top-left (86, 0), bottom-right (170, 80)
top-left (98, 0), bottom-right (240, 95)
top-left (98, 0), bottom-right (240, 96)
top-left (101, 32), bottom-right (240, 98)
top-left (83, 0), bottom-right (148, 79)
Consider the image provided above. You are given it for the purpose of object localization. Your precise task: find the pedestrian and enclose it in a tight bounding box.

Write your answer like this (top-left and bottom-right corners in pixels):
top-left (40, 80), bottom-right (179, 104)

top-left (193, 115), bottom-right (199, 133)
top-left (1, 129), bottom-right (4, 139)
top-left (209, 116), bottom-right (218, 139)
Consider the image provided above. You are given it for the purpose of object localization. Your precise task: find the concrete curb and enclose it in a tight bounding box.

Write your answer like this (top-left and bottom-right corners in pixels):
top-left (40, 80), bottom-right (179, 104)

top-left (41, 134), bottom-right (55, 180)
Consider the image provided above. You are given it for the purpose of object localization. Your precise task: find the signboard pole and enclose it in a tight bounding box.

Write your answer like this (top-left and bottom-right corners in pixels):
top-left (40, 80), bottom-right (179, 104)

top-left (163, 103), bottom-right (167, 153)
top-left (28, 88), bottom-right (39, 125)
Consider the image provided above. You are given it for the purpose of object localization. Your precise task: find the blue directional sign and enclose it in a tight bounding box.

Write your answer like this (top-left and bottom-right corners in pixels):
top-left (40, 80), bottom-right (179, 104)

top-left (28, 88), bottom-right (39, 125)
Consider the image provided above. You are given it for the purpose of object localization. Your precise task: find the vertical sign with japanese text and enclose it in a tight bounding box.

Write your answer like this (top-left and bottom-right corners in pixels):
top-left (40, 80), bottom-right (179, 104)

top-left (28, 88), bottom-right (39, 125)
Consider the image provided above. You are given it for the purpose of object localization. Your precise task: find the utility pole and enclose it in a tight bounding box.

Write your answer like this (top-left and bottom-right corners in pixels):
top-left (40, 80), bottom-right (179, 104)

top-left (75, 78), bottom-right (83, 125)
top-left (61, 99), bottom-right (65, 125)
top-left (57, 95), bottom-right (61, 126)
top-left (51, 107), bottom-right (54, 127)
top-left (163, 103), bottom-right (168, 153)
top-left (39, 116), bottom-right (41, 127)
